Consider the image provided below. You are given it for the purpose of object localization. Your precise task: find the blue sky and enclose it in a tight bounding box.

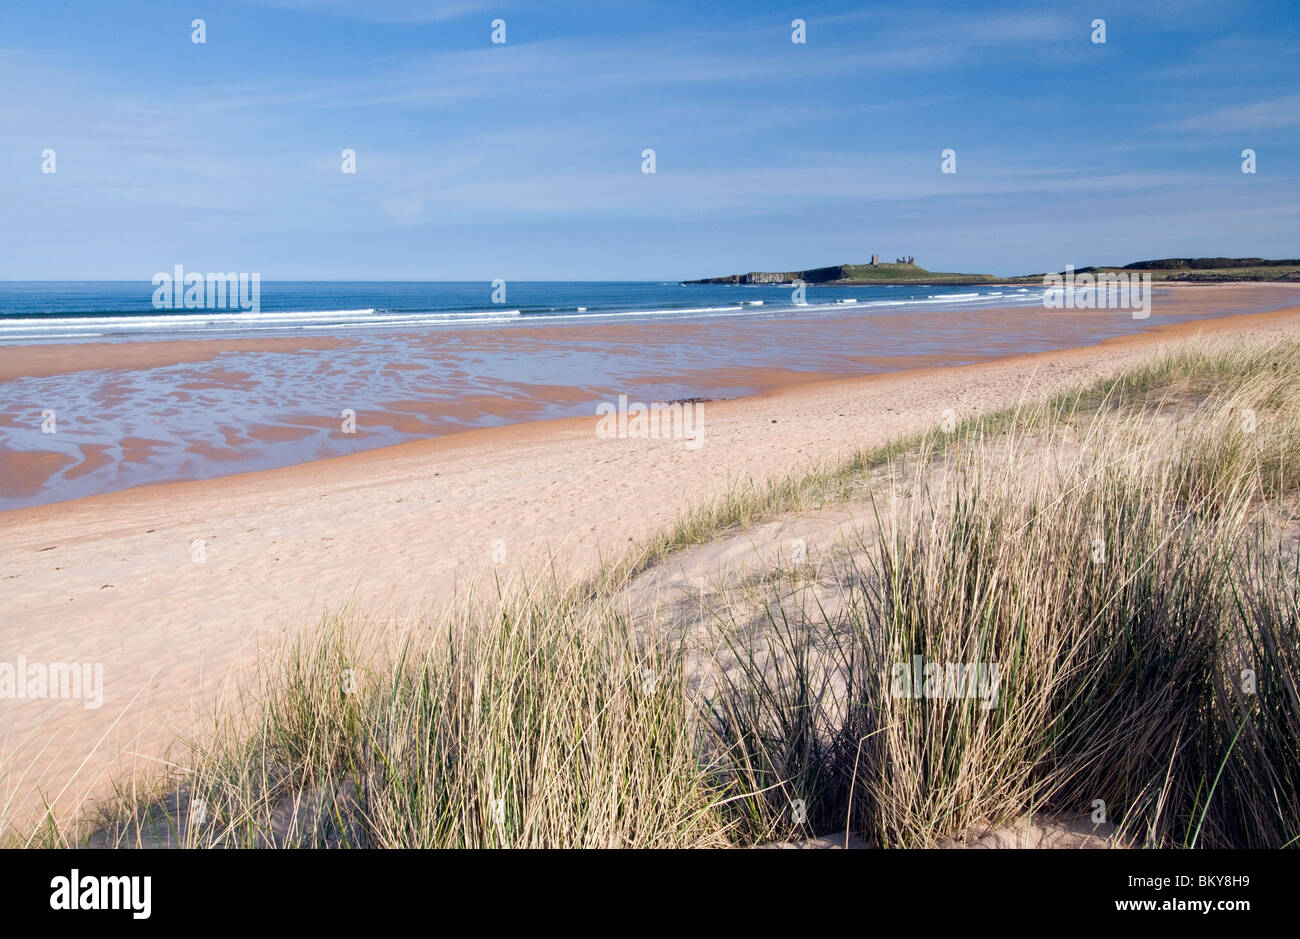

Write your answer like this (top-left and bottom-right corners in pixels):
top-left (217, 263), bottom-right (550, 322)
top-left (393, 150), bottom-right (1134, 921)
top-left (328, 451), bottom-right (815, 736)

top-left (1, 0), bottom-right (1297, 279)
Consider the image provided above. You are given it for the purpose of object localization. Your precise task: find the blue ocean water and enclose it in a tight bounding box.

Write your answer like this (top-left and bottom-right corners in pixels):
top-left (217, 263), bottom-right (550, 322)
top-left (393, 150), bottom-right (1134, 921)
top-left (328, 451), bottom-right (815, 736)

top-left (0, 281), bottom-right (1046, 343)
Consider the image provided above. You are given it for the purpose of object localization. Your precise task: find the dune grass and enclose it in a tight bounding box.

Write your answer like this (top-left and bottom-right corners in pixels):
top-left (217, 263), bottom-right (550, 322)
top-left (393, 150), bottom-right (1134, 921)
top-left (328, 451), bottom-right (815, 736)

top-left (713, 394), bottom-right (1300, 848)
top-left (17, 337), bottom-right (1300, 849)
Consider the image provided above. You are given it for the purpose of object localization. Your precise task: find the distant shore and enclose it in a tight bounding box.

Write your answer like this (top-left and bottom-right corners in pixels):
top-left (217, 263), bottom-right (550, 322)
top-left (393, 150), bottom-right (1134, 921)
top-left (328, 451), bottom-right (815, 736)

top-left (685, 257), bottom-right (1300, 287)
top-left (758, 279), bottom-right (1300, 288)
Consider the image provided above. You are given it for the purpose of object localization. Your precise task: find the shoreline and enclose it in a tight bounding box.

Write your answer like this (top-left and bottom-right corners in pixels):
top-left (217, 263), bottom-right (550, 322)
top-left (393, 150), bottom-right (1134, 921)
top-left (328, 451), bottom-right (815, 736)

top-left (4, 280), bottom-right (1298, 382)
top-left (5, 297), bottom-right (1300, 829)
top-left (5, 284), bottom-right (1300, 512)
top-left (4, 290), bottom-right (1300, 524)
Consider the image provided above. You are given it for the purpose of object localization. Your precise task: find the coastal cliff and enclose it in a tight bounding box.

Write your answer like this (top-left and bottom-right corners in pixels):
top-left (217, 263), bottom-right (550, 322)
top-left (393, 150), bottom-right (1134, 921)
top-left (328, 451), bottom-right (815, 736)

top-left (685, 260), bottom-right (998, 286)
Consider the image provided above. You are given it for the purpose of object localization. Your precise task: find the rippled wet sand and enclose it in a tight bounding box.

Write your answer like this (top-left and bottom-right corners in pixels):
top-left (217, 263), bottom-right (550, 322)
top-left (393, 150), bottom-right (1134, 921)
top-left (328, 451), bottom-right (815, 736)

top-left (2, 285), bottom-right (1297, 510)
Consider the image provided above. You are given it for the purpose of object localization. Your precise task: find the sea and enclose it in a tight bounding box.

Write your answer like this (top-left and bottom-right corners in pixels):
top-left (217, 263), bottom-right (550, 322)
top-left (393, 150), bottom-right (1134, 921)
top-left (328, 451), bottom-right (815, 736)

top-left (0, 281), bottom-right (1046, 342)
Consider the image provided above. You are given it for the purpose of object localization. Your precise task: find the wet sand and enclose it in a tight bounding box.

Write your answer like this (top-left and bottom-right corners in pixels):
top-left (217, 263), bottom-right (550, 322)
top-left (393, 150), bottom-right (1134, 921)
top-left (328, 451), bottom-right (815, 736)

top-left (4, 284), bottom-right (1300, 511)
top-left (0, 335), bottom-right (348, 383)
top-left (3, 286), bottom-right (1300, 834)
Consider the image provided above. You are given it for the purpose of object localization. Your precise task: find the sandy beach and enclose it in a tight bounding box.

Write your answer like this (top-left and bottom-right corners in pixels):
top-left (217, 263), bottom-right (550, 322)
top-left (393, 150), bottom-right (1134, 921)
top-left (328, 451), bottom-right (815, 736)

top-left (4, 286), bottom-right (1300, 830)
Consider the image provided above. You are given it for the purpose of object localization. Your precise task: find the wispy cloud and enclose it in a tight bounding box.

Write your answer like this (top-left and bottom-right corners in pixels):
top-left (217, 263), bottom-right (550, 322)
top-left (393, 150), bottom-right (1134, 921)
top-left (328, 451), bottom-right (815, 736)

top-left (251, 0), bottom-right (497, 24)
top-left (1164, 94), bottom-right (1300, 133)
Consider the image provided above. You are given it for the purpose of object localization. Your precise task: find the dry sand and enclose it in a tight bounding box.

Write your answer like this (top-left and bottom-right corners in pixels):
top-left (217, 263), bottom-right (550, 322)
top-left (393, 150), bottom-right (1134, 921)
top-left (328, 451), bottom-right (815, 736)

top-left (4, 295), bottom-right (1300, 833)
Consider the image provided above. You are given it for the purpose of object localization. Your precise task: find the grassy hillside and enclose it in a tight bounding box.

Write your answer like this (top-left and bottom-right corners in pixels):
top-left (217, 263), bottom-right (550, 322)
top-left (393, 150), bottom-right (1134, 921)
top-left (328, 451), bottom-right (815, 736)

top-left (837, 262), bottom-right (997, 284)
top-left (688, 257), bottom-right (1300, 286)
top-left (1092, 264), bottom-right (1300, 283)
top-left (1002, 258), bottom-right (1300, 284)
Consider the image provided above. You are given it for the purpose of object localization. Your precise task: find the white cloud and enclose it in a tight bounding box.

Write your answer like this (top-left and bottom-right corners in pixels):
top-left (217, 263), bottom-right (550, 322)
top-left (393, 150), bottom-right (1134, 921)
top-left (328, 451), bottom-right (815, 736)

top-left (1164, 94), bottom-right (1300, 133)
top-left (251, 0), bottom-right (496, 23)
